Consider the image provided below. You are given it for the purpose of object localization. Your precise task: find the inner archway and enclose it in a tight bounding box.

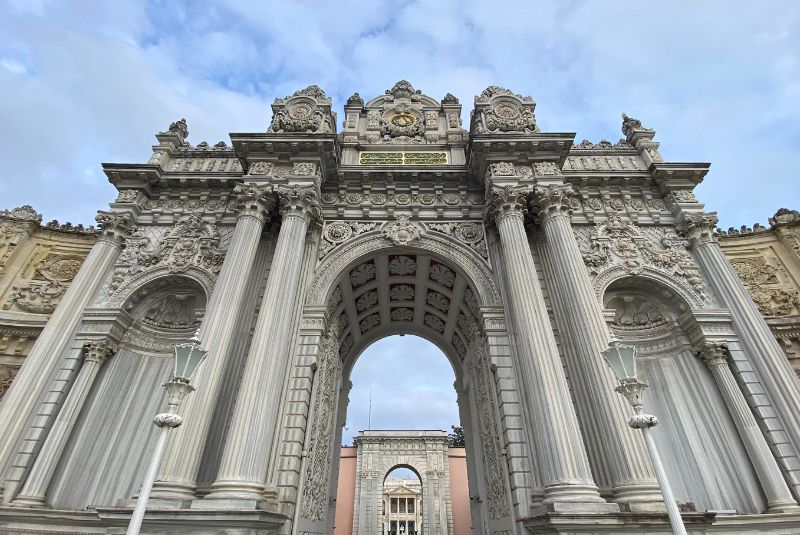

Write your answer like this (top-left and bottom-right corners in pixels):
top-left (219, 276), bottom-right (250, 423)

top-left (292, 247), bottom-right (516, 535)
top-left (384, 466), bottom-right (423, 535)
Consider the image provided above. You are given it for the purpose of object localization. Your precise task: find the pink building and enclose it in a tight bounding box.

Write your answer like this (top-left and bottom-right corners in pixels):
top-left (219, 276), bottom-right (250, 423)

top-left (334, 432), bottom-right (471, 535)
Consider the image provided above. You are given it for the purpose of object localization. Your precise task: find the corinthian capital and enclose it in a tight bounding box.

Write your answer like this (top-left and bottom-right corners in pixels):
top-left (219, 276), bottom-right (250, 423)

top-left (95, 211), bottom-right (135, 242)
top-left (486, 185), bottom-right (529, 224)
top-left (677, 211), bottom-right (719, 248)
top-left (232, 183), bottom-right (276, 221)
top-left (82, 338), bottom-right (117, 366)
top-left (530, 185), bottom-right (575, 224)
top-left (277, 185), bottom-right (321, 223)
top-left (694, 341), bottom-right (729, 368)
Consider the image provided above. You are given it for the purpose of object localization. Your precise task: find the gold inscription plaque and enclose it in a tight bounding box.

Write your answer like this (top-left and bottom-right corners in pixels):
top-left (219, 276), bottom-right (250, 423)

top-left (359, 152), bottom-right (448, 165)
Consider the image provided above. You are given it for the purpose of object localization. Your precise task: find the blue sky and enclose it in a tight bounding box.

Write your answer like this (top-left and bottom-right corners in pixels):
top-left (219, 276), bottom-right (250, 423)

top-left (2, 1), bottom-right (799, 440)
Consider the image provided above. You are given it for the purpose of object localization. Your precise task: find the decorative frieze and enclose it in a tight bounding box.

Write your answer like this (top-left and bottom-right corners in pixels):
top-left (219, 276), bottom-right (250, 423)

top-left (730, 257), bottom-right (800, 317)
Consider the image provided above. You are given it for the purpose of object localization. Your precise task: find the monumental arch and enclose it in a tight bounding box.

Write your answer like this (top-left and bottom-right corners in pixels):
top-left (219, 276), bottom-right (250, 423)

top-left (1, 81), bottom-right (800, 534)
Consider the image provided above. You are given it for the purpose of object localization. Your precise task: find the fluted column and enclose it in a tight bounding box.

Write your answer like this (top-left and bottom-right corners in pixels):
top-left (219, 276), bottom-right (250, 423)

top-left (531, 185), bottom-right (662, 508)
top-left (202, 185), bottom-right (320, 504)
top-left (695, 341), bottom-right (799, 512)
top-left (679, 212), bottom-right (800, 495)
top-left (150, 183), bottom-right (275, 500)
top-left (0, 212), bottom-right (132, 480)
top-left (12, 339), bottom-right (117, 507)
top-left (486, 185), bottom-right (610, 508)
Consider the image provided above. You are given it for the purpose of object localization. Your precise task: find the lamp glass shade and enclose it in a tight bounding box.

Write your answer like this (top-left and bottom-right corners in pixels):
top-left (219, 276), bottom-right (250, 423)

top-left (173, 335), bottom-right (208, 381)
top-left (601, 342), bottom-right (638, 381)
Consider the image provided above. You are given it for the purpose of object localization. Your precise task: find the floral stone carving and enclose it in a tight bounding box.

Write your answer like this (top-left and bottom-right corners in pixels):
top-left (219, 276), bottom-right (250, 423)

top-left (472, 86), bottom-right (538, 135)
top-left (579, 215), bottom-right (706, 298)
top-left (731, 257), bottom-right (800, 317)
top-left (109, 215), bottom-right (227, 294)
top-left (5, 253), bottom-right (84, 314)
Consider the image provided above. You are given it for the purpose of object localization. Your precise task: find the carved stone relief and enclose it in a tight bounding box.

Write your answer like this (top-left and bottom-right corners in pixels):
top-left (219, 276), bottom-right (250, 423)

top-left (102, 215), bottom-right (228, 303)
top-left (5, 253), bottom-right (84, 314)
top-left (0, 365), bottom-right (20, 400)
top-left (576, 215), bottom-right (706, 300)
top-left (269, 85), bottom-right (336, 135)
top-left (731, 257), bottom-right (800, 317)
top-left (472, 86), bottom-right (538, 135)
top-left (301, 318), bottom-right (342, 520)
top-left (468, 337), bottom-right (511, 520)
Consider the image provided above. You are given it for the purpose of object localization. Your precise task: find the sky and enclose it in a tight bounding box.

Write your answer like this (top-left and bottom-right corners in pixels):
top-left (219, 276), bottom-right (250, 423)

top-left (344, 335), bottom-right (457, 446)
top-left (2, 1), bottom-right (800, 445)
top-left (1, 1), bottom-right (799, 229)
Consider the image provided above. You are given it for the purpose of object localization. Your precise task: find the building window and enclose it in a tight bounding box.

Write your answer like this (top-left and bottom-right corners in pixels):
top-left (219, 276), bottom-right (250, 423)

top-left (391, 520), bottom-right (397, 535)
top-left (408, 521), bottom-right (416, 534)
top-left (391, 498), bottom-right (398, 513)
top-left (408, 498), bottom-right (414, 513)
top-left (399, 497), bottom-right (406, 513)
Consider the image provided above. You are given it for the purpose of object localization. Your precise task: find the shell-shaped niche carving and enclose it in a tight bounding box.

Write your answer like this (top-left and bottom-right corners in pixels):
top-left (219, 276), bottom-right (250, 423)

top-left (471, 86), bottom-right (538, 135)
top-left (121, 276), bottom-right (207, 353)
top-left (343, 80), bottom-right (465, 146)
top-left (268, 85), bottom-right (336, 134)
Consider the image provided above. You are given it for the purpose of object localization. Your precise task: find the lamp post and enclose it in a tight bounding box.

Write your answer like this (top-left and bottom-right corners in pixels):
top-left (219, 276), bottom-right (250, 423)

top-left (601, 339), bottom-right (687, 535)
top-left (126, 332), bottom-right (208, 535)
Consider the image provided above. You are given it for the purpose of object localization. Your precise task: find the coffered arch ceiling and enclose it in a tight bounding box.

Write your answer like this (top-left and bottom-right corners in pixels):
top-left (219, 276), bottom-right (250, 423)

top-left (327, 251), bottom-right (482, 377)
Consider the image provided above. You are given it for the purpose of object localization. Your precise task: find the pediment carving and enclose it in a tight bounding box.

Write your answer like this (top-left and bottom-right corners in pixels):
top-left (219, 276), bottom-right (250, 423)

top-left (268, 85), bottom-right (336, 134)
top-left (471, 86), bottom-right (538, 135)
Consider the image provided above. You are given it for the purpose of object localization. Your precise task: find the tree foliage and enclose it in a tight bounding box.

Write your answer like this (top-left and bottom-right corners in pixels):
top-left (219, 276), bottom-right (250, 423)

top-left (447, 425), bottom-right (465, 447)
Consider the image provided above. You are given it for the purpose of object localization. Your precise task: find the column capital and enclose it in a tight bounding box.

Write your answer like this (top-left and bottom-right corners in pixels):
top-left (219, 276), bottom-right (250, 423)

top-left (529, 184), bottom-right (575, 225)
top-left (95, 211), bottom-right (135, 244)
top-left (677, 211), bottom-right (718, 248)
top-left (694, 340), bottom-right (729, 368)
top-left (277, 185), bottom-right (322, 223)
top-left (82, 338), bottom-right (117, 366)
top-left (232, 182), bottom-right (276, 221)
top-left (485, 185), bottom-right (529, 224)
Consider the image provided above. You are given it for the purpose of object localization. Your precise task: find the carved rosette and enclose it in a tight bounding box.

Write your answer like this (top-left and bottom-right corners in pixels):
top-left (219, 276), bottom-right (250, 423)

top-left (383, 215), bottom-right (422, 246)
top-left (95, 211), bottom-right (135, 242)
top-left (268, 85), bottom-right (336, 134)
top-left (694, 341), bottom-right (729, 368)
top-left (677, 212), bottom-right (719, 249)
top-left (82, 339), bottom-right (117, 365)
top-left (530, 185), bottom-right (575, 224)
top-left (277, 186), bottom-right (321, 223)
top-left (232, 183), bottom-right (276, 221)
top-left (486, 185), bottom-right (529, 223)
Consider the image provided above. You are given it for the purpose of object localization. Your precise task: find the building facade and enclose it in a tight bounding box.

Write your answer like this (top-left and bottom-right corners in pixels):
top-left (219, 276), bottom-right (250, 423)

top-left (0, 81), bottom-right (800, 534)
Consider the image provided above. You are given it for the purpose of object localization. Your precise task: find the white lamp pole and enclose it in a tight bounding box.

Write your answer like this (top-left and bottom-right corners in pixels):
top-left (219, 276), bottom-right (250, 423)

top-left (126, 332), bottom-right (208, 535)
top-left (601, 339), bottom-right (688, 535)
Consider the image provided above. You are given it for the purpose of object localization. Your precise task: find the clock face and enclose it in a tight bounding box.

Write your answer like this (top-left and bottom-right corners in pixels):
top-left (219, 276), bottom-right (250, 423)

top-left (389, 112), bottom-right (417, 127)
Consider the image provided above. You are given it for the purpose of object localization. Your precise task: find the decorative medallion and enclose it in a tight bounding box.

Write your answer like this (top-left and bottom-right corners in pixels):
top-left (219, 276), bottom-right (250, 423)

top-left (390, 308), bottom-right (414, 322)
top-left (454, 223), bottom-right (484, 244)
top-left (388, 255), bottom-right (417, 276)
top-left (384, 215), bottom-right (422, 246)
top-left (323, 222), bottom-right (353, 244)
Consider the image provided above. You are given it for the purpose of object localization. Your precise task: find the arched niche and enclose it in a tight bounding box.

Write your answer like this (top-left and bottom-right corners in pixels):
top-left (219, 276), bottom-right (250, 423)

top-left (48, 275), bottom-right (207, 509)
top-left (603, 276), bottom-right (766, 514)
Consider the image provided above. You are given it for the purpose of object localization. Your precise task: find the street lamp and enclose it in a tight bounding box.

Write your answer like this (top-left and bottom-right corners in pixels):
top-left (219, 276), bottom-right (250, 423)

top-left (126, 331), bottom-right (208, 535)
top-left (601, 338), bottom-right (687, 535)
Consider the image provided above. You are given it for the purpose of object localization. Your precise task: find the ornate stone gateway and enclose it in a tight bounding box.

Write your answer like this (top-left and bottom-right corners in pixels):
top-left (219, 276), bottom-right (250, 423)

top-left (1, 81), bottom-right (800, 534)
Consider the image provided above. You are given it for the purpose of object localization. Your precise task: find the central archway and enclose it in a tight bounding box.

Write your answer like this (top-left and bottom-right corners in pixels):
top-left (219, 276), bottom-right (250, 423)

top-left (288, 235), bottom-right (517, 535)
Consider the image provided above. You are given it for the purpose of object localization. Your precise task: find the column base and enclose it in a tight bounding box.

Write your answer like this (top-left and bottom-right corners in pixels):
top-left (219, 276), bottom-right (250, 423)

top-left (8, 495), bottom-right (46, 508)
top-left (148, 480), bottom-right (197, 503)
top-left (612, 482), bottom-right (665, 512)
top-left (767, 500), bottom-right (800, 513)
top-left (195, 481), bottom-right (280, 513)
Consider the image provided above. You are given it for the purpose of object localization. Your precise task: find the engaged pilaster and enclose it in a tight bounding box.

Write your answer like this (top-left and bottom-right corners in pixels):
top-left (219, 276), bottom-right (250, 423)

top-left (695, 341), bottom-right (799, 512)
top-left (150, 184), bottom-right (275, 502)
top-left (678, 211), bottom-right (800, 498)
top-left (200, 185), bottom-right (320, 507)
top-left (530, 184), bottom-right (662, 509)
top-left (12, 339), bottom-right (117, 507)
top-left (485, 184), bottom-right (612, 510)
top-left (0, 212), bottom-right (132, 485)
